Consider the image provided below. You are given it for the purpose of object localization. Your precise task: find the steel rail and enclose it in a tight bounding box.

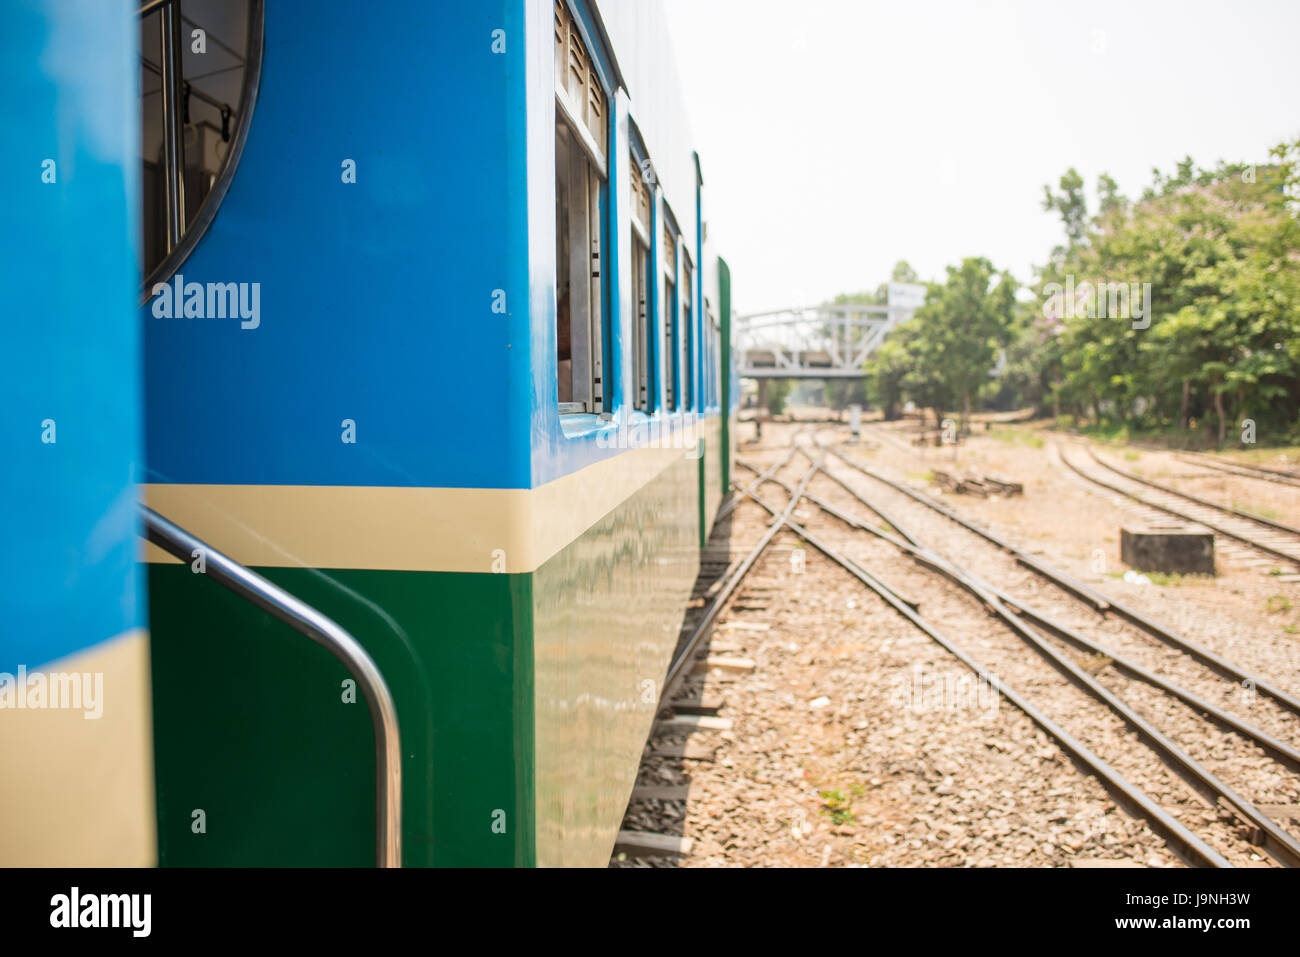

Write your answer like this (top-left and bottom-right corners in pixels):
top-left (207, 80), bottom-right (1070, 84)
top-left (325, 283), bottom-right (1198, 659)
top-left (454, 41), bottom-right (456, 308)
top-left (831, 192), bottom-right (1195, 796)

top-left (801, 453), bottom-right (1300, 867)
top-left (719, 447), bottom-right (797, 519)
top-left (140, 505), bottom-right (402, 867)
top-left (840, 439), bottom-right (1114, 609)
top-left (742, 487), bottom-right (1230, 868)
top-left (802, 462), bottom-right (1300, 772)
top-left (716, 436), bottom-right (1298, 865)
top-left (980, 579), bottom-right (1300, 868)
top-left (721, 426), bottom-right (813, 518)
top-left (1176, 452), bottom-right (1300, 489)
top-left (738, 457), bottom-right (927, 549)
top-left (763, 452), bottom-right (1300, 866)
top-left (1056, 443), bottom-right (1300, 570)
top-left (1084, 444), bottom-right (1300, 538)
top-left (757, 462), bottom-right (1300, 777)
top-left (660, 458), bottom-right (821, 701)
top-left (829, 442), bottom-right (1300, 718)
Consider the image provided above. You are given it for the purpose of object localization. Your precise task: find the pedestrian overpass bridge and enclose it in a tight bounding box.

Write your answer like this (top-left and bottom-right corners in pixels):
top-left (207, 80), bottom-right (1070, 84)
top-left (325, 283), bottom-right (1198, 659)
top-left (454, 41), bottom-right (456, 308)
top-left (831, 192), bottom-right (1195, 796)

top-left (734, 299), bottom-right (922, 379)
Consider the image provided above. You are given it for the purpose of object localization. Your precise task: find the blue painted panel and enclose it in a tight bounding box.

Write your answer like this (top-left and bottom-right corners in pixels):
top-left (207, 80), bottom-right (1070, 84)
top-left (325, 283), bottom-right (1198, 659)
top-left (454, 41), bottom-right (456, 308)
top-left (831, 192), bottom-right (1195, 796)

top-left (526, 0), bottom-right (720, 490)
top-left (143, 0), bottom-right (533, 490)
top-left (142, 0), bottom-right (718, 494)
top-left (0, 0), bottom-right (142, 670)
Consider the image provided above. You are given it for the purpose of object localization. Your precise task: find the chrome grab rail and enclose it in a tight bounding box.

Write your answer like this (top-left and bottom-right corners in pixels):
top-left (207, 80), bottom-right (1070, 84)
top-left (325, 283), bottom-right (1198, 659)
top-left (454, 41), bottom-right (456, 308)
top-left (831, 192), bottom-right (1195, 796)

top-left (137, 0), bottom-right (176, 16)
top-left (139, 505), bottom-right (403, 868)
top-left (148, 0), bottom-right (187, 253)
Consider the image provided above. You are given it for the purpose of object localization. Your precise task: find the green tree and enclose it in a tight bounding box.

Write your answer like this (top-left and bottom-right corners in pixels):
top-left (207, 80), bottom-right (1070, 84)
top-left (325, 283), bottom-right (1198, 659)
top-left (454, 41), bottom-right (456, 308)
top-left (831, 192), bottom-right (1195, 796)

top-left (1096, 172), bottom-right (1127, 224)
top-left (910, 257), bottom-right (1018, 428)
top-left (864, 336), bottom-right (910, 420)
top-left (897, 319), bottom-right (955, 427)
top-left (1042, 168), bottom-right (1089, 252)
top-left (826, 260), bottom-right (923, 417)
top-left (987, 298), bottom-right (1054, 415)
top-left (1022, 138), bottom-right (1300, 444)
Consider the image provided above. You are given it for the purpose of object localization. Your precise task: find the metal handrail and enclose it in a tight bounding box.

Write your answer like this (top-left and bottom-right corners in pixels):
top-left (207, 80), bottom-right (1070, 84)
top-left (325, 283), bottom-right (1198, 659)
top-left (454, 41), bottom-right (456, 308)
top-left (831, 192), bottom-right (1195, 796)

top-left (139, 505), bottom-right (403, 868)
top-left (137, 0), bottom-right (174, 18)
top-left (140, 55), bottom-right (237, 122)
top-left (151, 0), bottom-right (187, 253)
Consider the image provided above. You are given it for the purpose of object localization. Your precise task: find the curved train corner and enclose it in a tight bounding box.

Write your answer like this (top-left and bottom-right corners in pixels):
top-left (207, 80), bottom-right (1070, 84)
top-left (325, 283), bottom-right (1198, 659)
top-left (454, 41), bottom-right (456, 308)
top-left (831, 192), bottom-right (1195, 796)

top-left (1, 0), bottom-right (740, 867)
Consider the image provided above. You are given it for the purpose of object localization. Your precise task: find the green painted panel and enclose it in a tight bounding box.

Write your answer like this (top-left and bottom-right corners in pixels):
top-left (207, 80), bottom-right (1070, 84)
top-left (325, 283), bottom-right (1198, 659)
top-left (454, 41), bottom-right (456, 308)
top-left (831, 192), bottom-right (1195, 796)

top-left (148, 564), bottom-right (534, 867)
top-left (697, 436), bottom-right (708, 547)
top-left (719, 256), bottom-right (733, 494)
top-left (703, 418), bottom-right (723, 525)
top-left (151, 433), bottom-right (724, 867)
top-left (532, 450), bottom-right (701, 866)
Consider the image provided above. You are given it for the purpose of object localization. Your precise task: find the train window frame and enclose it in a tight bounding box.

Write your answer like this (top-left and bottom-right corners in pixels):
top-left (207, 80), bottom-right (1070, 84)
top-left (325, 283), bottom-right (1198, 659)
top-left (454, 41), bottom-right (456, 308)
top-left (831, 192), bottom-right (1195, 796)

top-left (681, 250), bottom-right (694, 411)
top-left (629, 141), bottom-right (654, 412)
top-left (555, 0), bottom-right (609, 415)
top-left (138, 0), bottom-right (264, 304)
top-left (661, 213), bottom-right (679, 411)
top-left (554, 123), bottom-right (606, 414)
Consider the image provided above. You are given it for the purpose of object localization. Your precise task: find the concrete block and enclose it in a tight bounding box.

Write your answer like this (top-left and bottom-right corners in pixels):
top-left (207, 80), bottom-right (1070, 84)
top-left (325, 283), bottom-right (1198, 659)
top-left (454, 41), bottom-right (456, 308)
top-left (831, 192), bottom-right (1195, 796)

top-left (1120, 526), bottom-right (1214, 575)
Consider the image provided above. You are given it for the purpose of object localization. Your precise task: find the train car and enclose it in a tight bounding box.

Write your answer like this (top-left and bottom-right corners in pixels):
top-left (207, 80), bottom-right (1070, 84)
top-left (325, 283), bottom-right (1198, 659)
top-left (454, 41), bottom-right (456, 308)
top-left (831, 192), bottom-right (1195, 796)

top-left (1, 0), bottom-right (737, 867)
top-left (0, 0), bottom-right (153, 865)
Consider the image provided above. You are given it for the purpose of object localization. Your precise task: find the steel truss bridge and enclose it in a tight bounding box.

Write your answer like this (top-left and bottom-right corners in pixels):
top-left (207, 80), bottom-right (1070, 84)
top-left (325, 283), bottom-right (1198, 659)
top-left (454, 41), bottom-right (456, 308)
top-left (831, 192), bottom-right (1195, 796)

top-left (735, 303), bottom-right (919, 379)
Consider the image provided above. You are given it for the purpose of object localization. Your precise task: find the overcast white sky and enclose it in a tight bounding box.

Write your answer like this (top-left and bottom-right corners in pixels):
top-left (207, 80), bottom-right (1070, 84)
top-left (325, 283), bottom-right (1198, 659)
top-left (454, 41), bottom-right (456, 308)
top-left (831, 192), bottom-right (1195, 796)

top-left (661, 0), bottom-right (1300, 314)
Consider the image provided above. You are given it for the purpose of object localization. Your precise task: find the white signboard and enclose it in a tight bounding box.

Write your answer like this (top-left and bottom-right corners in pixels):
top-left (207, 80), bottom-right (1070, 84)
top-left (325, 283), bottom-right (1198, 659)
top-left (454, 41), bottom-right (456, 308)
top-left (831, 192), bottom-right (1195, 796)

top-left (887, 282), bottom-right (927, 310)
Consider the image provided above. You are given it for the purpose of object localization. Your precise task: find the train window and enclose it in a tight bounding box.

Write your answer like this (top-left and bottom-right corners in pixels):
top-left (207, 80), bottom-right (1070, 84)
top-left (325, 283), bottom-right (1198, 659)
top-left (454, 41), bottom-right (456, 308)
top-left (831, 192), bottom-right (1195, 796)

top-left (554, 0), bottom-right (608, 414)
top-left (662, 219), bottom-right (679, 410)
top-left (555, 123), bottom-right (605, 412)
top-left (629, 148), bottom-right (652, 411)
top-left (139, 0), bottom-right (261, 288)
top-left (681, 251), bottom-right (694, 410)
top-left (554, 1), bottom-right (606, 167)
top-left (630, 236), bottom-right (650, 411)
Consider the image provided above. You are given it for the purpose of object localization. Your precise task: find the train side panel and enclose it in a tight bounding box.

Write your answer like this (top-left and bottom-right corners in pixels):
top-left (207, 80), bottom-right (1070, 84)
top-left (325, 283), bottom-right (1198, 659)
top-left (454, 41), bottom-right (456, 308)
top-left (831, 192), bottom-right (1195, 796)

top-left (0, 0), bottom-right (152, 866)
top-left (527, 0), bottom-right (711, 865)
top-left (142, 0), bottom-right (731, 867)
top-left (143, 0), bottom-right (538, 866)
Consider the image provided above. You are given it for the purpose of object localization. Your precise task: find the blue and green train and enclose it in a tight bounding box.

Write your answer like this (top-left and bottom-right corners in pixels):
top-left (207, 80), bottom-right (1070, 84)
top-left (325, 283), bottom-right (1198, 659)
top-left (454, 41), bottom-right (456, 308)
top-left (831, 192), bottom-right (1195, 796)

top-left (1, 0), bottom-right (738, 867)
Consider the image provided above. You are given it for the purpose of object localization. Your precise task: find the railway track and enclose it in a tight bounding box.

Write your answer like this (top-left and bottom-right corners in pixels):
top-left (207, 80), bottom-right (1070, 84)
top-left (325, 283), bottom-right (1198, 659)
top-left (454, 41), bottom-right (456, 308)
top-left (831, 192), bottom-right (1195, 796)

top-left (724, 497), bottom-right (1217, 863)
top-left (1176, 452), bottom-right (1300, 489)
top-left (618, 427), bottom-right (1300, 866)
top-left (846, 437), bottom-right (1300, 715)
top-left (812, 430), bottom-right (1300, 863)
top-left (848, 455), bottom-right (1300, 855)
top-left (758, 460), bottom-right (1300, 753)
top-left (613, 452), bottom-right (820, 860)
top-left (748, 453), bottom-right (1245, 865)
top-left (1056, 440), bottom-right (1300, 572)
top-left (813, 432), bottom-right (1300, 866)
